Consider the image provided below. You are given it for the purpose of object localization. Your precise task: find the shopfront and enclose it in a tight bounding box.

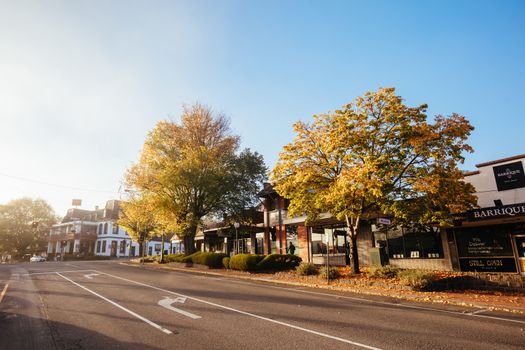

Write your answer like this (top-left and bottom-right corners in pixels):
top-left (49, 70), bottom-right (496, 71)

top-left (310, 225), bottom-right (350, 266)
top-left (451, 203), bottom-right (525, 275)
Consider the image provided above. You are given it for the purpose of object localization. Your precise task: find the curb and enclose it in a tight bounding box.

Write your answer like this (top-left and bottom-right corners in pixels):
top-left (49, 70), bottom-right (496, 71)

top-left (119, 262), bottom-right (525, 314)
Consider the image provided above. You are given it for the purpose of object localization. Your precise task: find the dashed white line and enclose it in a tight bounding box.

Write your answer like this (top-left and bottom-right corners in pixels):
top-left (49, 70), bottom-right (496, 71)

top-left (55, 272), bottom-right (173, 335)
top-left (95, 270), bottom-right (383, 350)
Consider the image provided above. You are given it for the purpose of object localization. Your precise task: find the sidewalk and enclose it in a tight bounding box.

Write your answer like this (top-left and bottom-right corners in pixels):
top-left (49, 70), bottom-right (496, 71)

top-left (121, 261), bottom-right (525, 314)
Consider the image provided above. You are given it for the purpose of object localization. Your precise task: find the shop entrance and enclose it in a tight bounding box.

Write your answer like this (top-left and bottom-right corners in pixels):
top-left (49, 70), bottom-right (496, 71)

top-left (514, 236), bottom-right (525, 275)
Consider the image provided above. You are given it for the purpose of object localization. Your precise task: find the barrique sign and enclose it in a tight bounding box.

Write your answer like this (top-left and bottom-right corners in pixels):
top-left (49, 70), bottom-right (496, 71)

top-left (493, 161), bottom-right (525, 191)
top-left (467, 202), bottom-right (525, 221)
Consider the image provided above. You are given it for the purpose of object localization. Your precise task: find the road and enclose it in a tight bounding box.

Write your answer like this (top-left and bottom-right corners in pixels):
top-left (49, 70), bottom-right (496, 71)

top-left (0, 260), bottom-right (524, 350)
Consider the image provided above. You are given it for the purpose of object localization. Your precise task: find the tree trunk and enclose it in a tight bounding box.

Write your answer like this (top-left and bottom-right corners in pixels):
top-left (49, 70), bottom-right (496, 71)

top-left (138, 239), bottom-right (144, 257)
top-left (350, 234), bottom-right (360, 274)
top-left (183, 235), bottom-right (196, 255)
top-left (345, 214), bottom-right (361, 274)
top-left (161, 233), bottom-right (165, 263)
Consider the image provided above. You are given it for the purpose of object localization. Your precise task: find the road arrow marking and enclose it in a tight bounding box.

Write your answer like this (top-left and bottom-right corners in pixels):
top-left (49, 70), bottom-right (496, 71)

top-left (158, 296), bottom-right (201, 319)
top-left (84, 273), bottom-right (100, 279)
top-left (56, 272), bottom-right (172, 335)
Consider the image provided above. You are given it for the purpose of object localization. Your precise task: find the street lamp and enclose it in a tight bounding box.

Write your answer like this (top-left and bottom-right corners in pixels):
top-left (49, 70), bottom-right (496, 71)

top-left (234, 222), bottom-right (240, 255)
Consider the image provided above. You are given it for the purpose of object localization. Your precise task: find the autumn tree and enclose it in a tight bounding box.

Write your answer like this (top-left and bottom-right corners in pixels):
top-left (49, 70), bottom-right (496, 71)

top-left (118, 195), bottom-right (159, 258)
top-left (126, 103), bottom-right (267, 254)
top-left (0, 197), bottom-right (57, 258)
top-left (271, 88), bottom-right (476, 274)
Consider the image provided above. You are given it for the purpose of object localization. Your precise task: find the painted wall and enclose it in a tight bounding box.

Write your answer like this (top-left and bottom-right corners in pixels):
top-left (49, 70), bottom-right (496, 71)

top-left (465, 158), bottom-right (525, 208)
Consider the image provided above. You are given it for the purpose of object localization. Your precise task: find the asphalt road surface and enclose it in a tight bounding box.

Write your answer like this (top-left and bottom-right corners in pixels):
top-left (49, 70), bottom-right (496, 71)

top-left (1, 260), bottom-right (524, 350)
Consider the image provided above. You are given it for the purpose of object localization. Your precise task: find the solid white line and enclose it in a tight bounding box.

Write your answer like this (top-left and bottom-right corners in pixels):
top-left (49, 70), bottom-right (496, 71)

top-left (467, 308), bottom-right (490, 315)
top-left (95, 270), bottom-right (382, 350)
top-left (24, 269), bottom-right (96, 276)
top-left (0, 283), bottom-right (9, 304)
top-left (55, 272), bottom-right (172, 335)
top-left (198, 276), bottom-right (525, 325)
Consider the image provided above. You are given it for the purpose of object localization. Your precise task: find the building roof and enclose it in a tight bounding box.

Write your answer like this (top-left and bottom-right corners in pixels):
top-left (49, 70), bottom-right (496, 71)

top-left (61, 200), bottom-right (121, 223)
top-left (475, 154), bottom-right (525, 168)
top-left (258, 182), bottom-right (277, 198)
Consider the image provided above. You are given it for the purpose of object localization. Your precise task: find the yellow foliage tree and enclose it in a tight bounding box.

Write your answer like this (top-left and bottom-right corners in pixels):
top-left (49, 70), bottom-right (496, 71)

top-left (126, 103), bottom-right (266, 254)
top-left (271, 88), bottom-right (477, 273)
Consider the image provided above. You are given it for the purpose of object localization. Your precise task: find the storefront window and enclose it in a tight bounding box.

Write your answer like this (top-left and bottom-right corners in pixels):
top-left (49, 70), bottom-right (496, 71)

top-left (455, 225), bottom-right (514, 257)
top-left (311, 227), bottom-right (328, 254)
top-left (311, 226), bottom-right (348, 255)
top-left (286, 225), bottom-right (299, 255)
top-left (453, 224), bottom-right (518, 273)
top-left (386, 226), bottom-right (443, 259)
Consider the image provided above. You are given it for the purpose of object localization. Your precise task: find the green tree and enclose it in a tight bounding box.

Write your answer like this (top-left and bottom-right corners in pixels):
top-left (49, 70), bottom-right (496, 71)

top-left (0, 197), bottom-right (57, 258)
top-left (126, 103), bottom-right (267, 254)
top-left (271, 88), bottom-right (476, 274)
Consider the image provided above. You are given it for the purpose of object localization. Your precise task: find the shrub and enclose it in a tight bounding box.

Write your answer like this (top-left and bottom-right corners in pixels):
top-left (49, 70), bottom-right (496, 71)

top-left (319, 266), bottom-right (340, 280)
top-left (398, 269), bottom-right (436, 290)
top-left (229, 254), bottom-right (265, 271)
top-left (222, 257), bottom-right (230, 269)
top-left (192, 252), bottom-right (228, 268)
top-left (164, 253), bottom-right (186, 263)
top-left (367, 265), bottom-right (401, 279)
top-left (296, 262), bottom-right (318, 276)
top-left (257, 254), bottom-right (302, 271)
top-left (165, 252), bottom-right (228, 268)
top-left (140, 256), bottom-right (157, 263)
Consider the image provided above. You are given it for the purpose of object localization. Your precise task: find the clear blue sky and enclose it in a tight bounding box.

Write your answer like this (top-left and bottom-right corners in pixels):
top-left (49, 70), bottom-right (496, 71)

top-left (1, 0), bottom-right (524, 215)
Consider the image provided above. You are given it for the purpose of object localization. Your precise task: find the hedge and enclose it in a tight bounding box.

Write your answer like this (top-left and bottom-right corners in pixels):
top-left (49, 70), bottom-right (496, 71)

top-left (229, 254), bottom-right (265, 271)
top-left (257, 254), bottom-right (302, 271)
top-left (164, 252), bottom-right (227, 268)
top-left (192, 252), bottom-right (228, 268)
top-left (222, 257), bottom-right (230, 269)
top-left (164, 253), bottom-right (186, 263)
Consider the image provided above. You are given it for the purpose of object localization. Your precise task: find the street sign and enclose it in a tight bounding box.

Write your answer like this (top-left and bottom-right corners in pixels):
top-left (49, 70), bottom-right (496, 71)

top-left (378, 217), bottom-right (391, 225)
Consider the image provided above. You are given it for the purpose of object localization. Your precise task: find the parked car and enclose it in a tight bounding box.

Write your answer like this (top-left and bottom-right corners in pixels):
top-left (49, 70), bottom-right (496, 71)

top-left (30, 255), bottom-right (46, 263)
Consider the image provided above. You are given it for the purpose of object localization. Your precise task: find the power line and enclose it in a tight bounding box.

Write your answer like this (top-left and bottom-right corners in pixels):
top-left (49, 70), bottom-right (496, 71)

top-left (0, 171), bottom-right (120, 194)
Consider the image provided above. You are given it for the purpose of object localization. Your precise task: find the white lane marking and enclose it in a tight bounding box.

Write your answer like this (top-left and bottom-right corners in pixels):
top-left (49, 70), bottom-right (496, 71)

top-left (55, 272), bottom-right (172, 335)
top-left (84, 273), bottom-right (100, 279)
top-left (0, 283), bottom-right (9, 304)
top-left (466, 308), bottom-right (491, 315)
top-left (24, 269), bottom-right (96, 276)
top-left (206, 277), bottom-right (525, 325)
top-left (95, 270), bottom-right (381, 350)
top-left (66, 263), bottom-right (79, 267)
top-left (158, 296), bottom-right (201, 319)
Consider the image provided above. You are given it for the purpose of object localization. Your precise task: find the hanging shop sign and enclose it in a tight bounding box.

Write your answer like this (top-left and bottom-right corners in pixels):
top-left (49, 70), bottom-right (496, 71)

top-left (493, 161), bottom-right (525, 191)
top-left (467, 202), bottom-right (525, 221)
